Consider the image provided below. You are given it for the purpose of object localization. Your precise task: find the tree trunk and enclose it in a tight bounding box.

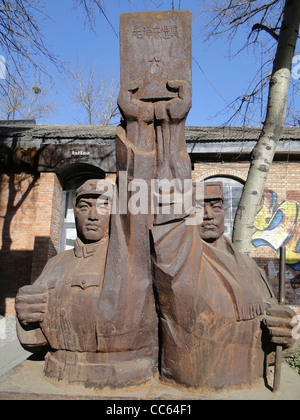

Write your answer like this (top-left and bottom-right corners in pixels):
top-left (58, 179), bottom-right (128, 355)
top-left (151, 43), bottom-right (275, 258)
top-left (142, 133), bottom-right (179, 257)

top-left (232, 0), bottom-right (300, 255)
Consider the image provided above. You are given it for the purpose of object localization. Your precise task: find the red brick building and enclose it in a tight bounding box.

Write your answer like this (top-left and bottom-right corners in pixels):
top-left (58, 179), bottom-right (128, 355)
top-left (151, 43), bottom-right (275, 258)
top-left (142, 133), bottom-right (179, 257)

top-left (1, 121), bottom-right (300, 318)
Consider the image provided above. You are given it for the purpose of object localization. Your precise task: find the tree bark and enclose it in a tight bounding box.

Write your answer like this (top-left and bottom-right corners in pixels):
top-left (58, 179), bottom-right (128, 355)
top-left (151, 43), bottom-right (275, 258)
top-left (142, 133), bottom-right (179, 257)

top-left (232, 0), bottom-right (300, 255)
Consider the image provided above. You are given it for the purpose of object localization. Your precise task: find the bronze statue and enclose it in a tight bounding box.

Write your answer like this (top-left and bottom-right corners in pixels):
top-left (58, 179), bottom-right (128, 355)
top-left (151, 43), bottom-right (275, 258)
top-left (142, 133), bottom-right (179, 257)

top-left (149, 89), bottom-right (297, 391)
top-left (15, 10), bottom-right (298, 394)
top-left (15, 179), bottom-right (158, 389)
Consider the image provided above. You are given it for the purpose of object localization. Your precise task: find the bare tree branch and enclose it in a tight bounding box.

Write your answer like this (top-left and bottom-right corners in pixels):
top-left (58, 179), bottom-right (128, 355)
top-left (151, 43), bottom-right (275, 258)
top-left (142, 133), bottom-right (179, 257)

top-left (0, 0), bottom-right (60, 79)
top-left (251, 23), bottom-right (279, 40)
top-left (73, 0), bottom-right (118, 37)
top-left (67, 60), bottom-right (119, 126)
top-left (0, 0), bottom-right (121, 96)
top-left (0, 65), bottom-right (56, 121)
top-left (232, 0), bottom-right (300, 253)
top-left (195, 0), bottom-right (294, 126)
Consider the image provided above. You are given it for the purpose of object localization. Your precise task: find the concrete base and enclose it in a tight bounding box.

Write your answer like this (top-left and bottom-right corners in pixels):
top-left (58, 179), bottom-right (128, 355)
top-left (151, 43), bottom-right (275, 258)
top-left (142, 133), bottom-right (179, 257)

top-left (0, 358), bottom-right (299, 400)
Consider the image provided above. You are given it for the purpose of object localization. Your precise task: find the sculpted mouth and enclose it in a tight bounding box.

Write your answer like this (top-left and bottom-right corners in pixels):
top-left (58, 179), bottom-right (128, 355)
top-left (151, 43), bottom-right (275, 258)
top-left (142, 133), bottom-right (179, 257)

top-left (86, 225), bottom-right (99, 231)
top-left (202, 224), bottom-right (217, 230)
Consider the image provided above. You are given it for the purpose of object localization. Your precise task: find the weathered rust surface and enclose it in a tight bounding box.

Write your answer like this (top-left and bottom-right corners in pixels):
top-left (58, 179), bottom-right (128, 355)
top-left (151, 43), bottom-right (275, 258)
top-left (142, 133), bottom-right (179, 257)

top-left (151, 175), bottom-right (297, 390)
top-left (120, 11), bottom-right (192, 101)
top-left (15, 177), bottom-right (158, 389)
top-left (14, 10), bottom-right (298, 394)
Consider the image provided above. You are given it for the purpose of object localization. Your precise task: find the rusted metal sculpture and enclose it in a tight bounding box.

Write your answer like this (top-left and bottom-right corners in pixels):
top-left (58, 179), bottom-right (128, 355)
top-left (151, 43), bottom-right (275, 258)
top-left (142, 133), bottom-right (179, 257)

top-left (15, 178), bottom-right (158, 388)
top-left (125, 11), bottom-right (297, 392)
top-left (120, 11), bottom-right (191, 102)
top-left (15, 10), bottom-right (297, 393)
top-left (152, 176), bottom-right (296, 391)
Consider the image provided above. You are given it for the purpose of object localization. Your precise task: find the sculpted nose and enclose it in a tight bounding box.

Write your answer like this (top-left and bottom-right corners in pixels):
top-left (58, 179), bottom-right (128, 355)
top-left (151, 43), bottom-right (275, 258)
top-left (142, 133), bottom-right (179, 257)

top-left (89, 206), bottom-right (99, 220)
top-left (204, 205), bottom-right (213, 220)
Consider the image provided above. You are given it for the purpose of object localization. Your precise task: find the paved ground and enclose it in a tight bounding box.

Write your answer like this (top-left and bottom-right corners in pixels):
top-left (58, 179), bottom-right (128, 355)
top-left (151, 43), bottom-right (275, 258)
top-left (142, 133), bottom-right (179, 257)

top-left (0, 317), bottom-right (299, 400)
top-left (0, 340), bottom-right (31, 378)
top-left (0, 317), bottom-right (32, 377)
top-left (0, 348), bottom-right (299, 400)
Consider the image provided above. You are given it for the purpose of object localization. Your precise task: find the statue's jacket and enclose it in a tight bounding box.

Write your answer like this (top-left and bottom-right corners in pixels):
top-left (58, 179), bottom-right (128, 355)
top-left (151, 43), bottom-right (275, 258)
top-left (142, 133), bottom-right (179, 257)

top-left (16, 125), bottom-right (159, 389)
top-left (151, 217), bottom-right (276, 392)
top-left (17, 213), bottom-right (158, 388)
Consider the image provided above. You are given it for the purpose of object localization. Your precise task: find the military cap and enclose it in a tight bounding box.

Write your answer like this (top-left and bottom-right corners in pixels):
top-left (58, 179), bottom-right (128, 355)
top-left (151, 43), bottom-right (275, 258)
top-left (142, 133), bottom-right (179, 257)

top-left (204, 181), bottom-right (224, 201)
top-left (75, 179), bottom-right (114, 201)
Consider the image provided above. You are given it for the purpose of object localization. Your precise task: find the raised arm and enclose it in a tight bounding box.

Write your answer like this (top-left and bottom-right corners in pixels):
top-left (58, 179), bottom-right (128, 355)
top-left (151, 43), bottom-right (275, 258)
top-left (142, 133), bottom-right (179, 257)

top-left (154, 80), bottom-right (192, 182)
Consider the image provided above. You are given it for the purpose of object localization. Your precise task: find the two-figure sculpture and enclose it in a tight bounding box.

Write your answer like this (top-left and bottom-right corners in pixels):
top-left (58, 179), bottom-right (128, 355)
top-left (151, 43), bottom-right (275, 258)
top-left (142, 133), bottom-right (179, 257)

top-left (15, 11), bottom-right (298, 394)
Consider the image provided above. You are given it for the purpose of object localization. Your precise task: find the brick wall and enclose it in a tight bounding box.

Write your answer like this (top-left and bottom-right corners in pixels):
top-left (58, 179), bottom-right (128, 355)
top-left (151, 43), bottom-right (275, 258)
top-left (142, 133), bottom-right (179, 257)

top-left (0, 172), bottom-right (63, 316)
top-left (0, 173), bottom-right (39, 315)
top-left (30, 172), bottom-right (63, 284)
top-left (193, 161), bottom-right (250, 183)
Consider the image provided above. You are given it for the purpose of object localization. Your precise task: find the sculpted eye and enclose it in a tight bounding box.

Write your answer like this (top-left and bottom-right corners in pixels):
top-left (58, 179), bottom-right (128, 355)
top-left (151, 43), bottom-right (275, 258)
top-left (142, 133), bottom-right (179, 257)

top-left (97, 200), bottom-right (109, 207)
top-left (97, 198), bottom-right (110, 210)
top-left (213, 204), bottom-right (223, 211)
top-left (78, 203), bottom-right (89, 210)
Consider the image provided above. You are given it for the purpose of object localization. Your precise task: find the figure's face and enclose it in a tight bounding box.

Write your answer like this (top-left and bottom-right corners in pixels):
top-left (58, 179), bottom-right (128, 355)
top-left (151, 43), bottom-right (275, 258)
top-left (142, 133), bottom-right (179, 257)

top-left (74, 195), bottom-right (111, 244)
top-left (198, 199), bottom-right (225, 244)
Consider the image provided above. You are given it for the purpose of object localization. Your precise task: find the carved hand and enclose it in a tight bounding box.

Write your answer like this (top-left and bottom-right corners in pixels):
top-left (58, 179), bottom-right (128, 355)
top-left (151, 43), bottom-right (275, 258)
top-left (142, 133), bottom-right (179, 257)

top-left (166, 80), bottom-right (192, 122)
top-left (118, 81), bottom-right (154, 123)
top-left (263, 301), bottom-right (297, 348)
top-left (15, 284), bottom-right (47, 326)
top-left (154, 80), bottom-right (192, 182)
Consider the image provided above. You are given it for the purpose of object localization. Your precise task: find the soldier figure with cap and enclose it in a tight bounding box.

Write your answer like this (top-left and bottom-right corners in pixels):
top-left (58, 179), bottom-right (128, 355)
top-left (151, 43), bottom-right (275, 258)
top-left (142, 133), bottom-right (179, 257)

top-left (199, 181), bottom-right (297, 356)
top-left (15, 178), bottom-right (158, 388)
top-left (149, 86), bottom-right (298, 391)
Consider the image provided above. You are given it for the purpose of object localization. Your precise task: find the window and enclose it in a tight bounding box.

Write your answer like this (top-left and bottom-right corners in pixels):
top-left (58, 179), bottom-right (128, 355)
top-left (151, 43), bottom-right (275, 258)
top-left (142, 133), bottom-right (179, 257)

top-left (207, 177), bottom-right (244, 240)
top-left (60, 189), bottom-right (77, 251)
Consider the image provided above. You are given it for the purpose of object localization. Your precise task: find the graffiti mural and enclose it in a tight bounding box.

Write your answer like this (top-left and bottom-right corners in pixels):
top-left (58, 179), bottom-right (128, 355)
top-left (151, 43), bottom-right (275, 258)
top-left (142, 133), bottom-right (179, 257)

top-left (252, 188), bottom-right (300, 271)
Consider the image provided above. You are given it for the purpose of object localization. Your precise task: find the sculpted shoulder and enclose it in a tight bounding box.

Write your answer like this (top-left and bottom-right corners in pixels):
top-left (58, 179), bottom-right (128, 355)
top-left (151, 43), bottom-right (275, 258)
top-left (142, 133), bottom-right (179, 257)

top-left (45, 248), bottom-right (75, 267)
top-left (35, 249), bottom-right (75, 282)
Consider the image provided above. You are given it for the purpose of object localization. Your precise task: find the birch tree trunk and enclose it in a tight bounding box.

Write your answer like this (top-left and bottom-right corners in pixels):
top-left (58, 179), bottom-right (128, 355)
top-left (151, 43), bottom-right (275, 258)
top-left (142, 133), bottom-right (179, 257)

top-left (232, 0), bottom-right (300, 255)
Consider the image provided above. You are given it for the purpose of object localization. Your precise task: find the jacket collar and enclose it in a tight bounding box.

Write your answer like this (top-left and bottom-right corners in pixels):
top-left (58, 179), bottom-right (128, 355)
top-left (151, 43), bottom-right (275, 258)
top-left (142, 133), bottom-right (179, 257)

top-left (74, 237), bottom-right (105, 258)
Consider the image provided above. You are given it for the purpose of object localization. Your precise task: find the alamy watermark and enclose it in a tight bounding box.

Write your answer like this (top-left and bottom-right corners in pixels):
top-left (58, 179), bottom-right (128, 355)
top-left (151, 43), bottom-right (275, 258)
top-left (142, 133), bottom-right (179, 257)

top-left (292, 55), bottom-right (300, 80)
top-left (94, 173), bottom-right (205, 225)
top-left (0, 316), bottom-right (6, 340)
top-left (0, 56), bottom-right (6, 80)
